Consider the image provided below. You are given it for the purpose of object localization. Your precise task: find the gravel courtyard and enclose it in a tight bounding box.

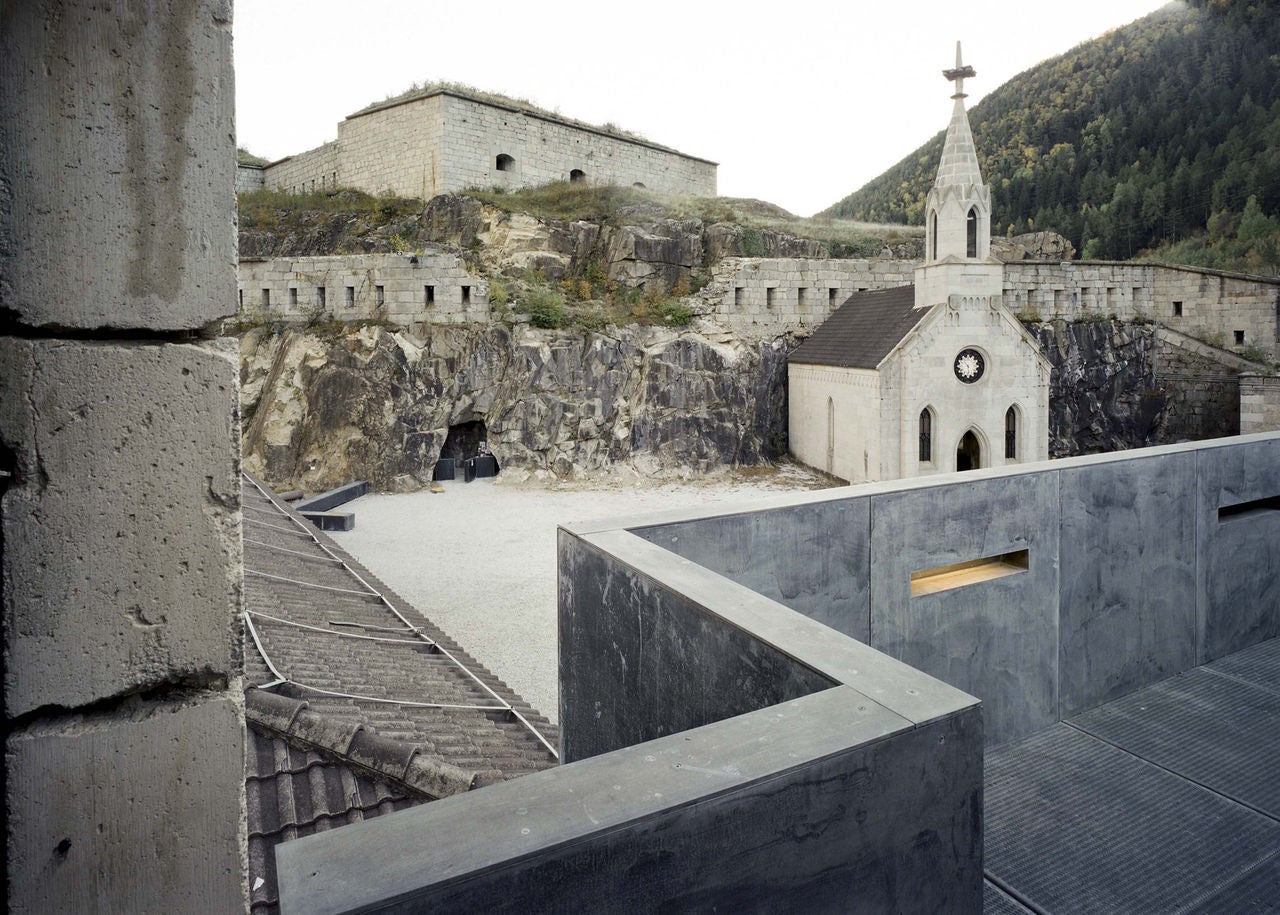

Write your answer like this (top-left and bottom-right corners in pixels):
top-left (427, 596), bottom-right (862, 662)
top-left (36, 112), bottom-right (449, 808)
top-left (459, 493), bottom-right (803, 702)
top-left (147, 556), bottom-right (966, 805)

top-left (333, 466), bottom-right (831, 724)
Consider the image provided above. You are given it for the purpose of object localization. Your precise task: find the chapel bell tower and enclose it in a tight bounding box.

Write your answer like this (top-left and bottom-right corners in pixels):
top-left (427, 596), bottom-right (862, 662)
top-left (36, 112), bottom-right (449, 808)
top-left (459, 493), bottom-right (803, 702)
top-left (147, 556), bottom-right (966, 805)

top-left (915, 42), bottom-right (1003, 309)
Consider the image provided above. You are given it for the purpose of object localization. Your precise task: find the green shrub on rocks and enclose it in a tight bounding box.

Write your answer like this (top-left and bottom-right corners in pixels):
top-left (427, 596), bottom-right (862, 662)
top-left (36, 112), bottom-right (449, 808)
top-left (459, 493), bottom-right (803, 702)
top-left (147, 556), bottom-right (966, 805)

top-left (524, 286), bottom-right (568, 328)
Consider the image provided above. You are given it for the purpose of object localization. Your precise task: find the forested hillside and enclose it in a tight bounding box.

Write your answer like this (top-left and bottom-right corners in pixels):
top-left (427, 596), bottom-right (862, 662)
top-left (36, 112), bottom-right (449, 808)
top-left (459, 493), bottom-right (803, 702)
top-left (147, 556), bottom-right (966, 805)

top-left (821, 0), bottom-right (1280, 273)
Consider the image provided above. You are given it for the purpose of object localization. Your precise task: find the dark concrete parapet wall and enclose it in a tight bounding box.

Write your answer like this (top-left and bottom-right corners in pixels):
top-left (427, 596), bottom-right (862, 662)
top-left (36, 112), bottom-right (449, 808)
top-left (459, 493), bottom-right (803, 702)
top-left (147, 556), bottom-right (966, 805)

top-left (634, 432), bottom-right (1280, 744)
top-left (277, 513), bottom-right (982, 912)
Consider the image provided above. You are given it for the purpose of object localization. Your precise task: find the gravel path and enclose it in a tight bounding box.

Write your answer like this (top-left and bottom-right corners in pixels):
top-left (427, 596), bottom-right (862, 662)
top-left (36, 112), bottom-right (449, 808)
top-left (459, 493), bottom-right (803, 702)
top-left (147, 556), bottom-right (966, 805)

top-left (333, 467), bottom-right (829, 724)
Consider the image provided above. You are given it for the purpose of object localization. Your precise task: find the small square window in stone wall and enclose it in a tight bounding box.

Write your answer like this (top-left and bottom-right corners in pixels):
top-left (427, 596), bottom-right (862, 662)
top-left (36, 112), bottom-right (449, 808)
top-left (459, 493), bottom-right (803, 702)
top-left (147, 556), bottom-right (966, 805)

top-left (289, 288), bottom-right (298, 307)
top-left (317, 286), bottom-right (326, 308)
top-left (1235, 330), bottom-right (1245, 345)
top-left (261, 289), bottom-right (270, 307)
top-left (375, 285), bottom-right (385, 306)
top-left (735, 287), bottom-right (744, 308)
top-left (462, 285), bottom-right (471, 306)
top-left (829, 288), bottom-right (837, 307)
top-left (798, 288), bottom-right (808, 310)
top-left (345, 286), bottom-right (355, 308)
top-left (1173, 301), bottom-right (1183, 317)
top-left (766, 288), bottom-right (776, 309)
top-left (425, 285), bottom-right (435, 306)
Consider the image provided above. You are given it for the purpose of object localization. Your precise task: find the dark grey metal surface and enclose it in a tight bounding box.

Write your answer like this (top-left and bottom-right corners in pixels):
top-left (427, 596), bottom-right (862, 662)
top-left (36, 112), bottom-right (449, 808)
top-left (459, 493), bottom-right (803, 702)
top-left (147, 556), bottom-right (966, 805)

top-left (983, 881), bottom-right (1036, 915)
top-left (1181, 850), bottom-right (1280, 914)
top-left (292, 481), bottom-right (370, 513)
top-left (1207, 635), bottom-right (1280, 693)
top-left (986, 723), bottom-right (1280, 914)
top-left (1071, 664), bottom-right (1280, 817)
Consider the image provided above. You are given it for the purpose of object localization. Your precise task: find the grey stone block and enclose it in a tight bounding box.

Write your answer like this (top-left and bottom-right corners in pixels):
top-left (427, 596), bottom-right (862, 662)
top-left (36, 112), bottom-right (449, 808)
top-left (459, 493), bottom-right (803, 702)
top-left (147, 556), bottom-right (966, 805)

top-left (869, 471), bottom-right (1060, 745)
top-left (1, 338), bottom-right (242, 716)
top-left (1197, 436), bottom-right (1280, 662)
top-left (1058, 452), bottom-right (1197, 716)
top-left (0, 0), bottom-right (236, 330)
top-left (6, 696), bottom-right (246, 914)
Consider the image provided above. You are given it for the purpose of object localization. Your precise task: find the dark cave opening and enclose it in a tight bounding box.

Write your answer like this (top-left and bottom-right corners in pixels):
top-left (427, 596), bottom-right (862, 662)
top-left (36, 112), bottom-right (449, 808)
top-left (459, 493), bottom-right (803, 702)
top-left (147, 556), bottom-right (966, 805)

top-left (436, 420), bottom-right (499, 480)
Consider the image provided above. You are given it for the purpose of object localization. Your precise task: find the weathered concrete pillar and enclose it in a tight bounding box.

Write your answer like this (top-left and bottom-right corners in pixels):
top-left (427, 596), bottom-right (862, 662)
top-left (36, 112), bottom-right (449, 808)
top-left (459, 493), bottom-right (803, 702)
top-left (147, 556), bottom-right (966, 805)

top-left (1, 1), bottom-right (246, 911)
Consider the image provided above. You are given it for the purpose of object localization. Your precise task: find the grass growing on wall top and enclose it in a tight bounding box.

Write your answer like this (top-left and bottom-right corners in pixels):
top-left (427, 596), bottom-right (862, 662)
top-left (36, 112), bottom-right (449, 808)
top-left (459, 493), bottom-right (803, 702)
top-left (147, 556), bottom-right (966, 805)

top-left (467, 182), bottom-right (921, 257)
top-left (238, 188), bottom-right (424, 230)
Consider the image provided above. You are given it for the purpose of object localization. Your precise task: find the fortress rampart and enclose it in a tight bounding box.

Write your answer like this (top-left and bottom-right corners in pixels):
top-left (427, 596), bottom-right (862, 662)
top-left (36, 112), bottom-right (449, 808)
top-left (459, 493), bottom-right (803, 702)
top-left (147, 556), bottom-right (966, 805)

top-left (237, 253), bottom-right (490, 327)
top-left (254, 89), bottom-right (717, 200)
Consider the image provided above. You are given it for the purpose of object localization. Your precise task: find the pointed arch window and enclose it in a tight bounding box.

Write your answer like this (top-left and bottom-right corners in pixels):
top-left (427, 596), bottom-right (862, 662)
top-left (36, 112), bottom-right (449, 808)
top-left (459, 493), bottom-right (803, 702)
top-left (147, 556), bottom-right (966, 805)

top-left (1005, 405), bottom-right (1018, 460)
top-left (966, 207), bottom-right (978, 258)
top-left (930, 210), bottom-right (938, 261)
top-left (919, 407), bottom-right (934, 463)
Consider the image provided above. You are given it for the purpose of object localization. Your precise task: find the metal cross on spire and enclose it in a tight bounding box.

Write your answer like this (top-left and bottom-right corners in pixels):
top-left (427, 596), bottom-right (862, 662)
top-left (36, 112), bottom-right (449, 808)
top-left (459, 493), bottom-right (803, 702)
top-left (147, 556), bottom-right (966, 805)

top-left (942, 41), bottom-right (976, 99)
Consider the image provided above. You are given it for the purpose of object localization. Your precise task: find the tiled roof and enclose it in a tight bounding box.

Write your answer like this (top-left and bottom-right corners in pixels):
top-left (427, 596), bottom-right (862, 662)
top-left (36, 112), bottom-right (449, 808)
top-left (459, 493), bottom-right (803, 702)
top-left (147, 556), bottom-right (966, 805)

top-left (241, 473), bottom-right (558, 914)
top-left (788, 285), bottom-right (926, 369)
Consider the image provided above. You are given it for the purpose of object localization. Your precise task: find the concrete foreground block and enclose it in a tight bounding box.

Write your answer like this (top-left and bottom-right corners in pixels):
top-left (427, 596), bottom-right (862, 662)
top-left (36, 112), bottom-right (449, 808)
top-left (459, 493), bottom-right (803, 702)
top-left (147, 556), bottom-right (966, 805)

top-left (1, 338), bottom-right (242, 716)
top-left (6, 696), bottom-right (246, 914)
top-left (0, 0), bottom-right (236, 330)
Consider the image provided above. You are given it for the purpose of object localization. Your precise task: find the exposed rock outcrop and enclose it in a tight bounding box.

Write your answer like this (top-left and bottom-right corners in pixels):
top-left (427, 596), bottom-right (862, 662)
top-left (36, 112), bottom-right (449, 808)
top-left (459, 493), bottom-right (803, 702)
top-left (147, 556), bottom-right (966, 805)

top-left (241, 323), bottom-right (794, 492)
top-left (992, 231), bottom-right (1076, 262)
top-left (1033, 319), bottom-right (1241, 456)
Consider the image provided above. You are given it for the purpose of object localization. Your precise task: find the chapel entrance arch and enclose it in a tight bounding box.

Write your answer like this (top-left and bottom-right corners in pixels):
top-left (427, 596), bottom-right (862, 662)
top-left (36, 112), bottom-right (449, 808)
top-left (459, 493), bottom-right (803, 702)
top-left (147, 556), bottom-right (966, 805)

top-left (956, 429), bottom-right (982, 471)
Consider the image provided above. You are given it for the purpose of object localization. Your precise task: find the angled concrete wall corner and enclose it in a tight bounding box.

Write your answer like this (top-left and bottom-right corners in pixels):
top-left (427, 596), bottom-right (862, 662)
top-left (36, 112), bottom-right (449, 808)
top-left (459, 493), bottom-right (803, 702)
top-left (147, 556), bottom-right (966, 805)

top-left (274, 523), bottom-right (982, 913)
top-left (1, 2), bottom-right (246, 911)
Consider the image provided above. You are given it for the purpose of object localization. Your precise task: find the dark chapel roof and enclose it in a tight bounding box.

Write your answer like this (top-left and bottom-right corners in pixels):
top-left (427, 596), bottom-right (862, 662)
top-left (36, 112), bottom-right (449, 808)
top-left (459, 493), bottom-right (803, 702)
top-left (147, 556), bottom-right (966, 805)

top-left (240, 473), bottom-right (558, 914)
top-left (789, 285), bottom-right (927, 369)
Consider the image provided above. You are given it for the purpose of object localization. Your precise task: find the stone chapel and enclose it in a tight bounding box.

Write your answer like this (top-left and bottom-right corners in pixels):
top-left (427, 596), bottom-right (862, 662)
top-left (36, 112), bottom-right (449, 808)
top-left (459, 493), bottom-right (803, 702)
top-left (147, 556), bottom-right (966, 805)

top-left (788, 45), bottom-right (1051, 483)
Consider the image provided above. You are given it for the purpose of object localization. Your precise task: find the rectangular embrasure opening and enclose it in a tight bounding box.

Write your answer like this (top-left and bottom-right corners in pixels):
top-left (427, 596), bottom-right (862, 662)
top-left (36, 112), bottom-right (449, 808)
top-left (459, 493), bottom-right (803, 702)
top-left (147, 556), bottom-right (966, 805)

top-left (1219, 495), bottom-right (1280, 523)
top-left (911, 550), bottom-right (1029, 597)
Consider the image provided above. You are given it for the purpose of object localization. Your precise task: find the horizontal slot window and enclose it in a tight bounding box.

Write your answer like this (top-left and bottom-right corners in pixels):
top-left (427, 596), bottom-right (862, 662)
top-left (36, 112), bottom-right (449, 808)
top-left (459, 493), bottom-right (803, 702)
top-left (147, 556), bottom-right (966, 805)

top-left (911, 550), bottom-right (1029, 597)
top-left (1219, 495), bottom-right (1280, 523)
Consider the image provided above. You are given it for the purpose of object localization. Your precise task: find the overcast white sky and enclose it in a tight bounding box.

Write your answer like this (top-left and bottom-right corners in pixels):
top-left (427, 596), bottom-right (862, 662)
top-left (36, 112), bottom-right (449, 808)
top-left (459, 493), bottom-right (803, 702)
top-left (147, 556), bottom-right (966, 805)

top-left (234, 0), bottom-right (1170, 217)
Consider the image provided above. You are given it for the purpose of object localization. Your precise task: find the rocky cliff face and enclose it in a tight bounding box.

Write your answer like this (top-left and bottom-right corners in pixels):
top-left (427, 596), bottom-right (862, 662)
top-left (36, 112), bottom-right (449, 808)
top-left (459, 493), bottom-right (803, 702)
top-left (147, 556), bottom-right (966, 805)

top-left (241, 322), bottom-right (793, 492)
top-left (1034, 319), bottom-right (1240, 456)
top-left (240, 317), bottom-right (1242, 492)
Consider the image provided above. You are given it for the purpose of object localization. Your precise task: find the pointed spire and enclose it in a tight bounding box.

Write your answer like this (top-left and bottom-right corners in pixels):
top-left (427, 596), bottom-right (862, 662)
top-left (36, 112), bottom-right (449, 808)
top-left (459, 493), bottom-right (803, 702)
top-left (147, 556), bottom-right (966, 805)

top-left (934, 42), bottom-right (984, 190)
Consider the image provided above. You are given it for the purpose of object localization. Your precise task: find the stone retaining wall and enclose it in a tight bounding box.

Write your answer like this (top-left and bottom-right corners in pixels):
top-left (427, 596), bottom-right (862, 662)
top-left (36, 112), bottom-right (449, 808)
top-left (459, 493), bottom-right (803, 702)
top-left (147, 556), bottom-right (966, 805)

top-left (264, 140), bottom-right (341, 196)
top-left (1240, 373), bottom-right (1280, 433)
top-left (1003, 261), bottom-right (1280, 360)
top-left (237, 253), bottom-right (490, 326)
top-left (707, 257), bottom-right (917, 329)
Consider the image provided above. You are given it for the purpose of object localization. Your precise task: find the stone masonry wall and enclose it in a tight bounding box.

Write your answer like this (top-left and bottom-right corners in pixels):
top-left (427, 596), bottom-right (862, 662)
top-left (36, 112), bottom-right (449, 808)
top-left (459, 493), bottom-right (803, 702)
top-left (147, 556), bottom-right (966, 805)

top-left (1154, 335), bottom-right (1241, 442)
top-left (264, 140), bottom-right (341, 195)
top-left (237, 163), bottom-right (265, 194)
top-left (238, 253), bottom-right (490, 326)
top-left (1240, 374), bottom-right (1280, 433)
top-left (1002, 261), bottom-right (1280, 361)
top-left (707, 257), bottom-right (917, 330)
top-left (264, 90), bottom-right (716, 201)
top-left (1, 3), bottom-right (246, 911)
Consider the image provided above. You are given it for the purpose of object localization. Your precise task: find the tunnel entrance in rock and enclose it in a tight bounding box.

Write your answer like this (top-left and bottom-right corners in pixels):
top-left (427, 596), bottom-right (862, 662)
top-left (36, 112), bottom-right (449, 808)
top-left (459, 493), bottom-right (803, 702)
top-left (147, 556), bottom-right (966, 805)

top-left (437, 420), bottom-right (499, 481)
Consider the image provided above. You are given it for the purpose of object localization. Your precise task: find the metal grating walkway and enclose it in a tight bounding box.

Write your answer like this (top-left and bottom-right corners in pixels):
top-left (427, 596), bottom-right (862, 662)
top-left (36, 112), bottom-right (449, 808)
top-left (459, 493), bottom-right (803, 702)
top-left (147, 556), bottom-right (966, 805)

top-left (985, 638), bottom-right (1280, 914)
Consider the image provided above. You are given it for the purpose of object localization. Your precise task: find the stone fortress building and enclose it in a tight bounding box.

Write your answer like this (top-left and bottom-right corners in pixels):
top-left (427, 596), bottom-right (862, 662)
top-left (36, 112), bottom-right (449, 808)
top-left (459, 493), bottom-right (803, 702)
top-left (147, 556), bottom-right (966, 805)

top-left (238, 85), bottom-right (718, 200)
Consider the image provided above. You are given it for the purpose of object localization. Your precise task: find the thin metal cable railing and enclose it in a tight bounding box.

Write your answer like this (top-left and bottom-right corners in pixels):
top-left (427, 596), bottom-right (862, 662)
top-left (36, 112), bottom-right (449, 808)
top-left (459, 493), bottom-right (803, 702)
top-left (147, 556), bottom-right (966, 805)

top-left (240, 473), bottom-right (559, 759)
